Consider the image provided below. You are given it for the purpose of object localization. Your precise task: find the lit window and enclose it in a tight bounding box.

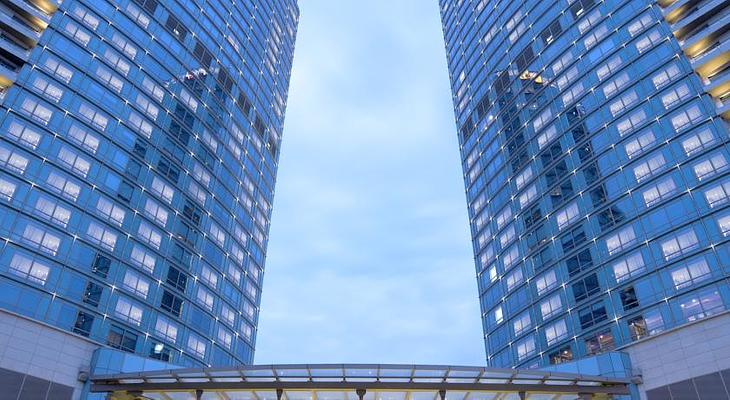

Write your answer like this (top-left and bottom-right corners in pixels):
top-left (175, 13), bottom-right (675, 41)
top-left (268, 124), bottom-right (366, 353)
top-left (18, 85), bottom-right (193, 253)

top-left (612, 252), bottom-right (646, 283)
top-left (138, 222), bottom-right (162, 250)
top-left (192, 162), bottom-right (211, 187)
top-left (642, 177), bottom-right (677, 207)
top-left (515, 166), bottom-right (533, 190)
top-left (545, 319), bottom-right (568, 346)
top-left (556, 201), bottom-right (580, 230)
top-left (512, 312), bottom-right (531, 336)
top-left (123, 269), bottom-right (150, 299)
top-left (540, 294), bottom-right (562, 320)
top-left (126, 3), bottom-right (150, 28)
top-left (180, 88), bottom-right (198, 111)
top-left (217, 326), bottom-right (233, 349)
top-left (491, 305), bottom-right (504, 325)
top-left (20, 98), bottom-right (53, 125)
top-left (652, 63), bottom-right (681, 89)
top-left (141, 76), bottom-right (164, 102)
top-left (151, 176), bottom-right (174, 204)
top-left (130, 244), bottom-right (156, 273)
top-left (624, 129), bottom-right (656, 159)
top-left (35, 196), bottom-right (71, 228)
top-left (535, 269), bottom-right (558, 296)
top-left (187, 335), bottom-right (207, 359)
top-left (42, 56), bottom-right (73, 83)
top-left (103, 49), bottom-right (131, 76)
top-left (682, 127), bottom-right (715, 156)
top-left (671, 104), bottom-right (704, 132)
top-left (72, 4), bottom-right (100, 30)
top-left (87, 222), bottom-right (118, 252)
top-left (606, 226), bottom-right (637, 255)
top-left (537, 124), bottom-right (557, 149)
top-left (555, 66), bottom-right (578, 91)
top-left (717, 214), bottom-right (730, 237)
top-left (64, 21), bottom-right (91, 46)
top-left (633, 152), bottom-right (666, 183)
top-left (680, 289), bottom-right (724, 322)
top-left (46, 172), bottom-right (81, 201)
top-left (9, 253), bottom-right (50, 285)
top-left (562, 82), bottom-right (585, 106)
top-left (155, 316), bottom-right (178, 343)
top-left (228, 263), bottom-right (242, 286)
top-left (68, 124), bottom-right (100, 154)
top-left (197, 286), bottom-right (215, 311)
top-left (7, 121), bottom-right (41, 149)
top-left (596, 55), bottom-right (622, 81)
top-left (135, 94), bottom-right (159, 120)
top-left (628, 13), bottom-right (653, 36)
top-left (188, 180), bottom-right (207, 204)
top-left (0, 177), bottom-right (17, 200)
top-left (96, 197), bottom-right (125, 226)
top-left (115, 296), bottom-right (143, 326)
top-left (661, 83), bottom-right (690, 110)
top-left (31, 76), bottom-right (63, 102)
top-left (616, 109), bottom-right (646, 136)
top-left (516, 335), bottom-right (536, 361)
top-left (111, 33), bottom-right (138, 59)
top-left (602, 72), bottom-right (629, 98)
top-left (220, 304), bottom-right (236, 326)
top-left (240, 322), bottom-right (253, 340)
top-left (635, 28), bottom-right (662, 53)
top-left (533, 108), bottom-right (553, 132)
top-left (705, 180), bottom-right (730, 208)
top-left (57, 146), bottom-right (91, 177)
top-left (209, 222), bottom-right (225, 246)
top-left (583, 23), bottom-right (607, 49)
top-left (200, 265), bottom-right (219, 288)
top-left (502, 245), bottom-right (519, 270)
top-left (693, 153), bottom-right (728, 181)
top-left (609, 90), bottom-right (638, 117)
top-left (505, 267), bottom-right (523, 292)
top-left (577, 9), bottom-right (601, 34)
top-left (670, 257), bottom-right (711, 290)
top-left (518, 184), bottom-right (538, 208)
top-left (79, 103), bottom-right (108, 130)
top-left (22, 224), bottom-right (61, 256)
top-left (499, 224), bottom-right (516, 248)
top-left (661, 229), bottom-right (699, 261)
top-left (496, 207), bottom-right (512, 230)
top-left (550, 50), bottom-right (573, 76)
top-left (144, 198), bottom-right (168, 226)
top-left (96, 66), bottom-right (123, 93)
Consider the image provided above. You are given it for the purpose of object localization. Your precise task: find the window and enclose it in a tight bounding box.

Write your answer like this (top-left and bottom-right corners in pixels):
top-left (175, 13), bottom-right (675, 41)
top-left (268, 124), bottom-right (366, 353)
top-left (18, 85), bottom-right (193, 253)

top-left (491, 305), bottom-right (504, 325)
top-left (200, 265), bottom-right (218, 288)
top-left (537, 124), bottom-right (557, 149)
top-left (652, 63), bottom-right (681, 89)
top-left (144, 198), bottom-right (168, 226)
top-left (606, 226), bottom-right (636, 255)
top-left (187, 334), bottom-right (207, 359)
top-left (717, 214), bottom-right (730, 237)
top-left (0, 177), bottom-right (16, 200)
top-left (64, 21), bottom-right (91, 46)
top-left (513, 312), bottom-right (531, 336)
top-left (628, 13), bottom-right (653, 36)
top-left (535, 270), bottom-right (558, 296)
top-left (73, 311), bottom-right (94, 337)
top-left (602, 72), bottom-right (629, 98)
top-left (107, 325), bottom-right (138, 353)
top-left (561, 227), bottom-right (586, 252)
top-left (671, 104), bottom-right (704, 132)
top-left (572, 273), bottom-right (600, 302)
top-left (549, 346), bottom-right (573, 365)
top-left (515, 335), bottom-right (536, 361)
top-left (682, 127), bottom-right (716, 156)
top-left (161, 290), bottom-right (183, 317)
top-left (499, 225), bottom-right (516, 248)
top-left (130, 245), bottom-right (156, 273)
top-left (570, 0), bottom-right (595, 18)
top-left (138, 222), bottom-right (162, 249)
top-left (79, 103), bottom-right (108, 130)
top-left (111, 32), bottom-right (138, 59)
top-left (625, 129), bottom-right (656, 159)
top-left (196, 286), bottom-right (214, 311)
top-left (103, 49), bottom-right (131, 76)
top-left (609, 90), bottom-right (638, 117)
top-left (585, 330), bottom-right (614, 355)
top-left (220, 303), bottom-right (236, 326)
top-left (633, 152), bottom-right (665, 183)
top-left (188, 180), bottom-right (207, 204)
top-left (192, 162), bottom-right (211, 187)
top-left (496, 207), bottom-right (512, 230)
top-left (43, 56), bottom-right (73, 83)
top-left (7, 121), bottom-right (42, 150)
top-left (577, 9), bottom-right (600, 34)
top-left (96, 197), bottom-right (125, 226)
top-left (502, 245), bottom-right (520, 270)
top-left (662, 83), bottom-right (690, 110)
top-left (579, 303), bottom-right (608, 329)
top-left (83, 281), bottom-right (102, 306)
top-left (9, 254), bottom-right (50, 285)
top-left (20, 98), bottom-right (53, 125)
top-left (123, 269), bottom-right (150, 299)
top-left (141, 76), bottom-right (164, 102)
top-left (670, 257), bottom-right (711, 290)
top-left (635, 29), bottom-right (662, 53)
top-left (660, 229), bottom-right (699, 261)
top-left (92, 254), bottom-right (111, 278)
top-left (620, 286), bottom-right (639, 310)
top-left (545, 319), bottom-right (568, 345)
top-left (505, 268), bottom-right (524, 292)
top-left (693, 153), bottom-right (728, 181)
top-left (68, 124), bottom-right (100, 153)
top-left (128, 112), bottom-right (153, 138)
top-left (556, 202), bottom-right (580, 230)
top-left (217, 326), bottom-right (233, 349)
top-left (96, 66), bottom-right (123, 93)
top-left (58, 146), bottom-right (91, 177)
top-left (150, 176), bottom-right (174, 204)
top-left (515, 166), bottom-right (533, 190)
top-left (583, 23), bottom-right (607, 49)
top-left (22, 225), bottom-right (60, 256)
top-left (596, 56), bottom-right (622, 81)
top-left (533, 108), bottom-right (553, 132)
top-left (47, 172), bottom-right (80, 201)
top-left (642, 177), bottom-right (677, 207)
top-left (35, 196), bottom-right (71, 228)
top-left (115, 296), bottom-right (143, 326)
top-left (126, 2), bottom-right (150, 28)
top-left (87, 222), bottom-right (117, 252)
top-left (612, 252), bottom-right (645, 283)
top-left (617, 109), bottom-right (647, 137)
top-left (31, 75), bottom-right (63, 102)
top-left (562, 82), bottom-right (585, 106)
top-left (540, 294), bottom-right (562, 320)
top-left (0, 144), bottom-right (29, 175)
top-left (705, 180), bottom-right (730, 208)
top-left (209, 222), bottom-right (225, 246)
top-left (72, 4), bottom-right (100, 29)
top-left (179, 88), bottom-right (198, 111)
top-left (541, 19), bottom-right (562, 45)
top-left (518, 184), bottom-right (538, 208)
top-left (680, 289), bottom-right (724, 322)
top-left (155, 316), bottom-right (178, 343)
top-left (135, 94), bottom-right (159, 120)
top-left (166, 265), bottom-right (188, 292)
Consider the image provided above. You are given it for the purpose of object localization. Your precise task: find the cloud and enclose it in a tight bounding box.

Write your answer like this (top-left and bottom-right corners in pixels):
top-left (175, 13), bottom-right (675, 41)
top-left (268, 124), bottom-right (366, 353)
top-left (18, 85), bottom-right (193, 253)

top-left (254, 0), bottom-right (485, 366)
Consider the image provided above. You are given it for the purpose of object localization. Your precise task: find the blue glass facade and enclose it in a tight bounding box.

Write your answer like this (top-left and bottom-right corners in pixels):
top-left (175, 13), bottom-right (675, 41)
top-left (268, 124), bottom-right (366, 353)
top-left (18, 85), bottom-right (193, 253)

top-left (440, 0), bottom-right (730, 368)
top-left (0, 0), bottom-right (298, 367)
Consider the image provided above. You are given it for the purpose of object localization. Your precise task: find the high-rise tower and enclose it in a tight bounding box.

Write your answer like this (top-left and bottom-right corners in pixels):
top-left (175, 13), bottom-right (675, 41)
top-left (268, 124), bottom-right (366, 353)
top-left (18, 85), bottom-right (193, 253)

top-left (439, 0), bottom-right (730, 388)
top-left (0, 0), bottom-right (298, 374)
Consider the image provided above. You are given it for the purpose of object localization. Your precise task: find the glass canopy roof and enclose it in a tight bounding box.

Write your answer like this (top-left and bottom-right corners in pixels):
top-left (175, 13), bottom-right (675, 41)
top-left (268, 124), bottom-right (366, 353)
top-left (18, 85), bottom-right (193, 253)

top-left (91, 364), bottom-right (630, 399)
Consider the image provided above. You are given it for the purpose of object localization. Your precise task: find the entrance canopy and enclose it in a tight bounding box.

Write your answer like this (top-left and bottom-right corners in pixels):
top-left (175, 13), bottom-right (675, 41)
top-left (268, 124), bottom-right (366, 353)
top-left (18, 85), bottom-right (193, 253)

top-left (90, 363), bottom-right (630, 399)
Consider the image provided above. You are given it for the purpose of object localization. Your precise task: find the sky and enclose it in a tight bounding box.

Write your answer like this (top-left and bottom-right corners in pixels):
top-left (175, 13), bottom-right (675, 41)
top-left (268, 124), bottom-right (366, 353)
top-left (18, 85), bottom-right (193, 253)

top-left (254, 0), bottom-right (485, 365)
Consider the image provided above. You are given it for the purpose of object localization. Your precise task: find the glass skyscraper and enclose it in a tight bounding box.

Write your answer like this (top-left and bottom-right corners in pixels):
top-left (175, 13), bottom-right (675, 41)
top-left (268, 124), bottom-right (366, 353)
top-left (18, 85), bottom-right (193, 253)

top-left (0, 0), bottom-right (298, 368)
top-left (440, 0), bottom-right (730, 370)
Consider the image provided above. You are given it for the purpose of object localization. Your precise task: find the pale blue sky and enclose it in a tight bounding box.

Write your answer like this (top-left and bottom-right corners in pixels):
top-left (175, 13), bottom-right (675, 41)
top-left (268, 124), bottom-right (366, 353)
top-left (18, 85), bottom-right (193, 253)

top-left (254, 0), bottom-right (485, 365)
